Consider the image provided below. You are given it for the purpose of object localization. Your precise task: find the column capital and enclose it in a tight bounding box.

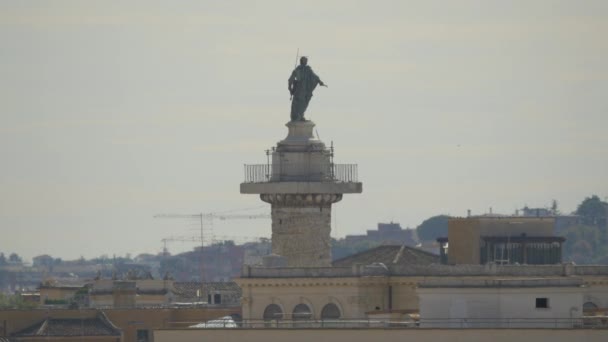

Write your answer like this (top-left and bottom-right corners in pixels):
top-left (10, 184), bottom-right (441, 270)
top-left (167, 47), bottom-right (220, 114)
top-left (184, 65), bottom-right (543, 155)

top-left (260, 193), bottom-right (342, 206)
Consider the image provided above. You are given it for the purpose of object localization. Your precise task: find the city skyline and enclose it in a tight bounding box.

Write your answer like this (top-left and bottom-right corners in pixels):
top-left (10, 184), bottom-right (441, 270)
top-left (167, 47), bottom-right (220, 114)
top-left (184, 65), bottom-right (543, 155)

top-left (1, 1), bottom-right (607, 261)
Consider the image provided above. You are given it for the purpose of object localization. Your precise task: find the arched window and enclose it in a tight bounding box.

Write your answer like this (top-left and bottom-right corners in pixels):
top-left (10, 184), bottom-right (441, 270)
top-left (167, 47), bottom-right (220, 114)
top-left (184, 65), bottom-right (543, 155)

top-left (263, 304), bottom-right (283, 320)
top-left (321, 303), bottom-right (341, 320)
top-left (292, 303), bottom-right (312, 321)
top-left (583, 302), bottom-right (599, 311)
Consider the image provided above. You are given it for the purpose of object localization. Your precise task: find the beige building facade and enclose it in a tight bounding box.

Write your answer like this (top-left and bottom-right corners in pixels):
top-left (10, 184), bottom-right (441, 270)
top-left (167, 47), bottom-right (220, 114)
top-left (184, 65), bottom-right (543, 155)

top-left (443, 217), bottom-right (563, 265)
top-left (236, 263), bottom-right (608, 322)
top-left (418, 278), bottom-right (584, 328)
top-left (38, 285), bottom-right (83, 305)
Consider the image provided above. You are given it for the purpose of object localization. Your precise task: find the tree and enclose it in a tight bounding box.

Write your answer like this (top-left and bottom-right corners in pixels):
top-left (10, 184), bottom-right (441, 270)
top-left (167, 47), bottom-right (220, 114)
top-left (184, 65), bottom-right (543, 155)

top-left (160, 256), bottom-right (191, 281)
top-left (8, 253), bottom-right (22, 263)
top-left (416, 215), bottom-right (451, 242)
top-left (33, 255), bottom-right (54, 268)
top-left (0, 292), bottom-right (37, 309)
top-left (0, 253), bottom-right (6, 265)
top-left (560, 224), bottom-right (604, 264)
top-left (551, 199), bottom-right (560, 215)
top-left (576, 195), bottom-right (608, 227)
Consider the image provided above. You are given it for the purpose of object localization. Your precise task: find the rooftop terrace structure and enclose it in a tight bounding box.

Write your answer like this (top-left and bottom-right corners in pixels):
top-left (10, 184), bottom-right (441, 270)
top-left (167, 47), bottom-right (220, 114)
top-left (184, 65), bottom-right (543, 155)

top-left (438, 217), bottom-right (564, 265)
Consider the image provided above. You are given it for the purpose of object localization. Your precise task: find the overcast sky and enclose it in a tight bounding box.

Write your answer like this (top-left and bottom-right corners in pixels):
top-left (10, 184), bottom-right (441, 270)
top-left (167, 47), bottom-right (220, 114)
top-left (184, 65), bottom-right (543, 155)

top-left (1, 1), bottom-right (607, 262)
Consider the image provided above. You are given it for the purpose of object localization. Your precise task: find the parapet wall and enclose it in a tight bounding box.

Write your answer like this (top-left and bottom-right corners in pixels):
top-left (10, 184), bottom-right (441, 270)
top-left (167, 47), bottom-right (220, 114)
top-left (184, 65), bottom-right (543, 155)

top-left (242, 266), bottom-right (353, 278)
top-left (574, 265), bottom-right (608, 275)
top-left (242, 263), bottom-right (608, 278)
top-left (390, 264), bottom-right (575, 277)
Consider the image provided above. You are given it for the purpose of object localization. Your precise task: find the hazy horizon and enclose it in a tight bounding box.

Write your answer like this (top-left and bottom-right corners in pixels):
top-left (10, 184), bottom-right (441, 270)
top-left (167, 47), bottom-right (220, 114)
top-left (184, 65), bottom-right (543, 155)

top-left (1, 1), bottom-right (607, 262)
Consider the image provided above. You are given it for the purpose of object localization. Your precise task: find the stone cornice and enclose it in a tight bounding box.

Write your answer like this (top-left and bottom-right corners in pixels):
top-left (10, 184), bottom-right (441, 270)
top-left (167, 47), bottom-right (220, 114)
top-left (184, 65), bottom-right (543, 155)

top-left (235, 276), bottom-right (388, 288)
top-left (260, 193), bottom-right (342, 206)
top-left (235, 274), bottom-right (608, 288)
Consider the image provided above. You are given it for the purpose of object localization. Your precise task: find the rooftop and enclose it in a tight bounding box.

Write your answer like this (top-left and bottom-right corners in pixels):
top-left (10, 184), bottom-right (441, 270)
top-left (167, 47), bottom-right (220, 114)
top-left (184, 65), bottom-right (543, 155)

top-left (241, 263), bottom-right (608, 278)
top-left (332, 244), bottom-right (439, 267)
top-left (12, 313), bottom-right (121, 337)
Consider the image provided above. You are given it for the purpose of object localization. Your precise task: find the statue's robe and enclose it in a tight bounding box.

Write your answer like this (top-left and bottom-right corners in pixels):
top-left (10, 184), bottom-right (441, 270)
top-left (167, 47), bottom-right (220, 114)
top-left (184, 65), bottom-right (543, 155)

top-left (289, 65), bottom-right (322, 121)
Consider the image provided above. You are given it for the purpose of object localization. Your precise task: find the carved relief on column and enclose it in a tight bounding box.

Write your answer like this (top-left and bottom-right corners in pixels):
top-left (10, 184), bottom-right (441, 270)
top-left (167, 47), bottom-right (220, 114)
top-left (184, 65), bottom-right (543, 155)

top-left (260, 193), bottom-right (342, 206)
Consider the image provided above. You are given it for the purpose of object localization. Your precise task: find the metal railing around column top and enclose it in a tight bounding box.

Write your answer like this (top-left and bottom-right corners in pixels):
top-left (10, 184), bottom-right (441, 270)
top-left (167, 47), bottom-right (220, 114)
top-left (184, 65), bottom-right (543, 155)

top-left (243, 164), bottom-right (358, 183)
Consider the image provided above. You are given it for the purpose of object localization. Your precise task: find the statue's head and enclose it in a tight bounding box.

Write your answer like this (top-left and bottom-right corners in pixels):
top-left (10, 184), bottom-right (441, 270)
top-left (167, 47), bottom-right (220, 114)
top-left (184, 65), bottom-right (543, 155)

top-left (299, 56), bottom-right (308, 66)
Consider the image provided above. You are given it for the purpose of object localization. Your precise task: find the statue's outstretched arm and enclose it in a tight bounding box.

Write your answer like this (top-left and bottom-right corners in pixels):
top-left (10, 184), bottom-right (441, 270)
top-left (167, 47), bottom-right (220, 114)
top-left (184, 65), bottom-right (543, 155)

top-left (314, 71), bottom-right (327, 87)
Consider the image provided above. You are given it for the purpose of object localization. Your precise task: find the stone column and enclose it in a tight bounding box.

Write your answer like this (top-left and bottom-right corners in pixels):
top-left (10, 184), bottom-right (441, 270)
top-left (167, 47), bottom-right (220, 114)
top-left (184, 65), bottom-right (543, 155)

top-left (241, 120), bottom-right (362, 268)
top-left (261, 193), bottom-right (342, 267)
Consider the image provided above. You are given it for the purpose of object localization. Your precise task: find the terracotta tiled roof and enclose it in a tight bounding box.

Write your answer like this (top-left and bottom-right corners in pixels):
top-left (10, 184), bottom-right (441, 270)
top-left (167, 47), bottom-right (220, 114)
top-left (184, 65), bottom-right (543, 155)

top-left (12, 313), bottom-right (121, 337)
top-left (204, 282), bottom-right (242, 293)
top-left (39, 278), bottom-right (90, 289)
top-left (90, 288), bottom-right (168, 295)
top-left (172, 281), bottom-right (201, 299)
top-left (332, 244), bottom-right (439, 267)
top-left (137, 288), bottom-right (169, 295)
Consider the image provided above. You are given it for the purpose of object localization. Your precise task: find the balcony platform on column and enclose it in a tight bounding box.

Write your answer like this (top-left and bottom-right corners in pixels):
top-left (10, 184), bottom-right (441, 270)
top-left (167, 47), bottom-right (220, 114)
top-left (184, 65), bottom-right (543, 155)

top-left (240, 119), bottom-right (362, 267)
top-left (240, 181), bottom-right (362, 194)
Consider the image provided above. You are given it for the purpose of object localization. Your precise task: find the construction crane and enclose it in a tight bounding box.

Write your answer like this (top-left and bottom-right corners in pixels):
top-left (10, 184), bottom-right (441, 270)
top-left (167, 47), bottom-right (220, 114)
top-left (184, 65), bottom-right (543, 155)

top-left (154, 213), bottom-right (269, 254)
top-left (153, 211), bottom-right (269, 287)
top-left (160, 236), bottom-right (211, 257)
top-left (160, 234), bottom-right (264, 255)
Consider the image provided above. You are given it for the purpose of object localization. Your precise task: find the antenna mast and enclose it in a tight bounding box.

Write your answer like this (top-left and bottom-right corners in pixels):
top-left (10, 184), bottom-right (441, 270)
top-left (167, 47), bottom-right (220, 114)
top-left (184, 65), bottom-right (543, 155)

top-left (290, 48), bottom-right (299, 101)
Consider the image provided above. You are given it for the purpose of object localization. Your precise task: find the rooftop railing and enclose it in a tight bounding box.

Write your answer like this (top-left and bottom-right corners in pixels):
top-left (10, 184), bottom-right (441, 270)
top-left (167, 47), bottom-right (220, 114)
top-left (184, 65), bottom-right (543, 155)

top-left (243, 163), bottom-right (358, 183)
top-left (167, 317), bottom-right (608, 329)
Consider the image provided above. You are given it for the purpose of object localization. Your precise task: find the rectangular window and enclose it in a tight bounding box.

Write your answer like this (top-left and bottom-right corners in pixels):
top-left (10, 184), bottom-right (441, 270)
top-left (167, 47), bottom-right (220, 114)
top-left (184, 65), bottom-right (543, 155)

top-left (214, 293), bottom-right (222, 304)
top-left (535, 297), bottom-right (549, 309)
top-left (136, 329), bottom-right (149, 342)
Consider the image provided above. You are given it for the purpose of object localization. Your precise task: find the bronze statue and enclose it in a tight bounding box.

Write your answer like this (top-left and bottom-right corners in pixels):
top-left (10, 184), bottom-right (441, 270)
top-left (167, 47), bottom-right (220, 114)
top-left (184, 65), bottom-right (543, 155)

top-left (288, 56), bottom-right (326, 121)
